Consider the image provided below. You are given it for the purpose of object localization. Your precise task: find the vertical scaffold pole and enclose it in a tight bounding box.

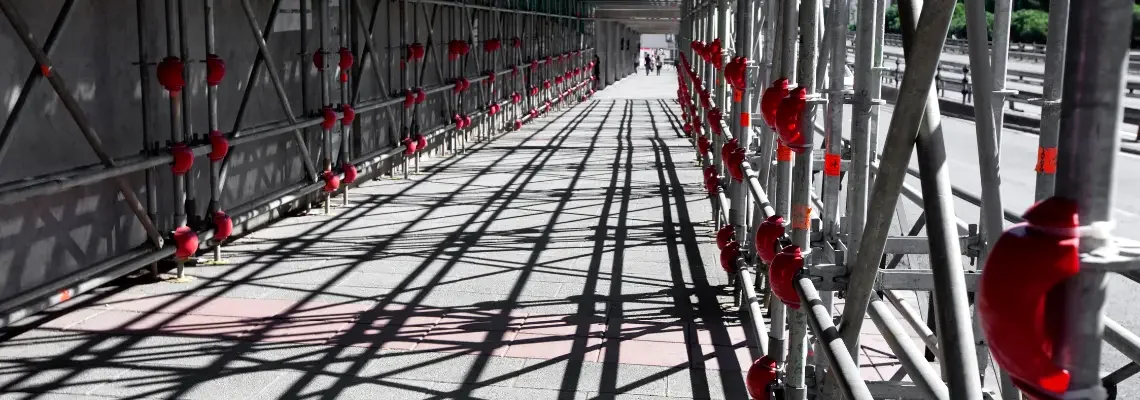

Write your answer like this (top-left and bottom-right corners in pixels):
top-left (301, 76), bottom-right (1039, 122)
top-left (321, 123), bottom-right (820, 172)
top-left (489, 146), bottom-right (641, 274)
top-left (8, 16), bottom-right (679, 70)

top-left (846, 0), bottom-right (878, 276)
top-left (731, 0), bottom-right (756, 252)
top-left (1033, 0), bottom-right (1069, 200)
top-left (1055, 1), bottom-right (1131, 398)
top-left (204, 0), bottom-right (226, 264)
top-left (786, 1), bottom-right (820, 398)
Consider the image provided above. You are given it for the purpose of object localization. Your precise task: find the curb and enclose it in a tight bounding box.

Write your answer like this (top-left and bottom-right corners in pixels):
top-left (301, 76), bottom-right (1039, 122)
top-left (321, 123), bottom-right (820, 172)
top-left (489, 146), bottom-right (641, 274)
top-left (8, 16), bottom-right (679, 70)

top-left (879, 85), bottom-right (1140, 157)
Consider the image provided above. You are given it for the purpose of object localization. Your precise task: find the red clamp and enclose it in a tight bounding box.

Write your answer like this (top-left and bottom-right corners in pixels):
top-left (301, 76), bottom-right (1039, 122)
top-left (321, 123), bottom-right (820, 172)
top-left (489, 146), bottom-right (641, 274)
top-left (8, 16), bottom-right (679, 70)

top-left (746, 356), bottom-right (778, 400)
top-left (513, 120), bottom-right (523, 130)
top-left (761, 78), bottom-right (791, 128)
top-left (555, 76), bottom-right (564, 85)
top-left (170, 142), bottom-right (193, 176)
top-left (403, 136), bottom-right (418, 155)
top-left (709, 109), bottom-right (724, 134)
top-left (725, 57), bottom-right (747, 90)
top-left (404, 90), bottom-right (416, 108)
top-left (205, 54), bottom-right (226, 86)
top-left (510, 37), bottom-right (522, 48)
top-left (322, 170), bottom-right (340, 193)
top-left (716, 225), bottom-right (735, 250)
top-left (483, 38), bottom-right (502, 53)
top-left (454, 77), bottom-right (470, 93)
top-left (682, 123), bottom-right (693, 135)
top-left (529, 86), bottom-right (540, 97)
top-left (312, 49), bottom-right (326, 70)
top-left (720, 138), bottom-right (739, 165)
top-left (321, 107), bottom-right (337, 130)
top-left (720, 241), bottom-right (741, 274)
top-left (754, 215), bottom-right (786, 264)
top-left (728, 148), bottom-right (746, 181)
top-left (512, 65), bottom-right (520, 76)
top-left (341, 105), bottom-right (356, 126)
top-left (484, 70), bottom-right (496, 84)
top-left (173, 225), bottom-right (198, 260)
top-left (338, 47), bottom-right (354, 70)
top-left (208, 130), bottom-right (229, 162)
top-left (769, 244), bottom-right (803, 309)
top-left (213, 211), bottom-right (233, 242)
top-left (543, 80), bottom-right (552, 90)
top-left (979, 197), bottom-right (1081, 397)
top-left (776, 87), bottom-right (809, 151)
top-left (407, 43), bottom-right (426, 60)
top-left (703, 173), bottom-right (719, 197)
top-left (415, 88), bottom-right (427, 104)
top-left (454, 113), bottom-right (468, 129)
top-left (157, 56), bottom-right (185, 93)
top-left (416, 133), bottom-right (427, 151)
top-left (697, 136), bottom-right (711, 156)
top-left (529, 108), bottom-right (539, 119)
top-left (342, 162), bottom-right (358, 184)
top-left (488, 103), bottom-right (501, 116)
top-left (511, 92), bottom-right (522, 104)
top-left (447, 40), bottom-right (470, 60)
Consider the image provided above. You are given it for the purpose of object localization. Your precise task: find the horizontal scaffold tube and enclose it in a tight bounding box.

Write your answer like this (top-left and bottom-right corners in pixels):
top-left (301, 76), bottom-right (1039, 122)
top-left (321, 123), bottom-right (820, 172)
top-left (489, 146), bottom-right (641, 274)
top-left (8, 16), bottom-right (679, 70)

top-left (794, 276), bottom-right (875, 400)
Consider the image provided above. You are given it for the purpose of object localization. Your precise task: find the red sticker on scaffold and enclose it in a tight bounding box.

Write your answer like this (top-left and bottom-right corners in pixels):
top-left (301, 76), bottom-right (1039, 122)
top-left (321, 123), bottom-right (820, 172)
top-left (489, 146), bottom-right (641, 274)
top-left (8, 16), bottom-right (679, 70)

top-left (733, 89), bottom-right (742, 103)
top-left (777, 143), bottom-right (793, 161)
top-left (1036, 147), bottom-right (1058, 174)
top-left (740, 112), bottom-right (751, 127)
top-left (824, 153), bottom-right (842, 176)
top-left (793, 205), bottom-right (812, 230)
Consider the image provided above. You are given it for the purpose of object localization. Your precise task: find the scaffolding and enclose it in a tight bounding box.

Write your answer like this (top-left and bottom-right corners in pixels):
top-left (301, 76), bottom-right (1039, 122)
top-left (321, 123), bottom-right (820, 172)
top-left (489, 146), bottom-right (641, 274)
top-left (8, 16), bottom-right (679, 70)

top-left (679, 0), bottom-right (1140, 399)
top-left (2, 0), bottom-right (1140, 398)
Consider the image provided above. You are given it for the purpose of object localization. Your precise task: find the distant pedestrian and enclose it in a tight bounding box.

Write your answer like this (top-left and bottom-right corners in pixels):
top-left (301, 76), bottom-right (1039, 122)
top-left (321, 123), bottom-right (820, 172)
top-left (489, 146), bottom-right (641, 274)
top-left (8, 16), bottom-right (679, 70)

top-left (655, 55), bottom-right (663, 75)
top-left (644, 54), bottom-right (653, 76)
top-left (960, 66), bottom-right (972, 103)
top-left (892, 60), bottom-right (901, 84)
top-left (935, 66), bottom-right (945, 97)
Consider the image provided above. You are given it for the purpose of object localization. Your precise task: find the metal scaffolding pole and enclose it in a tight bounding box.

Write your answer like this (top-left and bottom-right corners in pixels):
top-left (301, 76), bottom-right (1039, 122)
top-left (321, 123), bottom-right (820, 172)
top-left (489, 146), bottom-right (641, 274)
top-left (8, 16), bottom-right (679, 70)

top-left (846, 0), bottom-right (878, 266)
top-left (765, 0), bottom-right (791, 369)
top-left (1033, 0), bottom-right (1069, 200)
top-left (730, 0), bottom-right (756, 248)
top-left (1054, 1), bottom-right (1131, 398)
top-left (962, 0), bottom-right (1005, 262)
top-left (835, 0), bottom-right (964, 393)
top-left (896, 0), bottom-right (984, 397)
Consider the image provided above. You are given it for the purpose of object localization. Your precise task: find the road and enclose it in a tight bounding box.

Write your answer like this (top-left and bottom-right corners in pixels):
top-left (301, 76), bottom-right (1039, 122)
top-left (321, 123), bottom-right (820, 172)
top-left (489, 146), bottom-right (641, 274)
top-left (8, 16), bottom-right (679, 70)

top-left (825, 102), bottom-right (1140, 397)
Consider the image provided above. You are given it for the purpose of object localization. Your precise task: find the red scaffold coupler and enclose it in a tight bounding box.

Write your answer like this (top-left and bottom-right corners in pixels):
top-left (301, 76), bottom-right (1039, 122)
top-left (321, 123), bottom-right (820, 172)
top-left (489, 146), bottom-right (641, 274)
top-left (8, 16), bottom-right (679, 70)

top-left (485, 70), bottom-right (497, 84)
top-left (170, 142), bottom-right (194, 176)
top-left (512, 65), bottom-right (520, 76)
top-left (683, 123), bottom-right (693, 135)
top-left (483, 38), bottom-right (501, 53)
top-left (313, 49), bottom-right (326, 70)
top-left (454, 114), bottom-right (466, 129)
top-left (208, 130), bottom-right (229, 162)
top-left (511, 92), bottom-right (522, 104)
top-left (530, 108), bottom-right (539, 119)
top-left (511, 37), bottom-right (522, 48)
top-left (342, 105), bottom-right (356, 126)
top-left (543, 80), bottom-right (552, 90)
top-left (205, 54), bottom-right (226, 86)
top-left (724, 57), bottom-right (747, 90)
top-left (727, 148), bottom-right (746, 181)
top-left (721, 138), bottom-right (739, 162)
top-left (454, 77), bottom-right (469, 94)
top-left (716, 225), bottom-right (735, 250)
top-left (530, 86), bottom-right (540, 97)
top-left (342, 162), bottom-right (358, 184)
top-left (697, 136), bottom-right (711, 156)
top-left (403, 137), bottom-right (418, 155)
top-left (213, 211), bottom-right (233, 242)
top-left (461, 115), bottom-right (472, 128)
top-left (769, 244), bottom-right (803, 309)
top-left (322, 170), bottom-right (340, 193)
top-left (514, 120), bottom-right (523, 130)
top-left (157, 56), bottom-right (185, 93)
top-left (755, 215), bottom-right (785, 264)
top-left (416, 134), bottom-right (427, 151)
top-left (408, 43), bottom-right (426, 60)
top-left (979, 197), bottom-right (1081, 397)
top-left (488, 103), bottom-right (500, 116)
top-left (531, 60), bottom-right (540, 70)
top-left (704, 165), bottom-right (718, 182)
top-left (720, 241), bottom-right (741, 274)
top-left (173, 226), bottom-right (198, 260)
top-left (704, 174), bottom-right (719, 197)
top-left (321, 107), bottom-right (337, 131)
top-left (761, 78), bottom-right (790, 128)
top-left (415, 88), bottom-right (427, 104)
top-left (746, 356), bottom-right (778, 400)
top-left (337, 47), bottom-right (354, 71)
top-left (404, 90), bottom-right (416, 108)
top-left (776, 87), bottom-right (809, 151)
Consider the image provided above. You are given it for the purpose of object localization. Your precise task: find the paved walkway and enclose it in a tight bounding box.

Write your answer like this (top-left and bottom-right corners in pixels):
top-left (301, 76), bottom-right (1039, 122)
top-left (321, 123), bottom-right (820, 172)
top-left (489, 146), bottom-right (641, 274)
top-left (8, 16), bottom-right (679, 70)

top-left (0, 73), bottom-right (758, 399)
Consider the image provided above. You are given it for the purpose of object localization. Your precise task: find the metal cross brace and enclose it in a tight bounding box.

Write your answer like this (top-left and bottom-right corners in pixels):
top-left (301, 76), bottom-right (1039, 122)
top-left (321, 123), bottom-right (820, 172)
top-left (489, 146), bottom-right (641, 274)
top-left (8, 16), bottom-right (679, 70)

top-left (0, 0), bottom-right (164, 248)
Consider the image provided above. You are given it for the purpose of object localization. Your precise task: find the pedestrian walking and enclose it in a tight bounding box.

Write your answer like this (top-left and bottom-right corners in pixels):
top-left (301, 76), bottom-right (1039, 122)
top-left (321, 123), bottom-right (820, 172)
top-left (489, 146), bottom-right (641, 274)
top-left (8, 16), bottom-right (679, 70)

top-left (655, 54), bottom-right (663, 76)
top-left (961, 66), bottom-right (971, 103)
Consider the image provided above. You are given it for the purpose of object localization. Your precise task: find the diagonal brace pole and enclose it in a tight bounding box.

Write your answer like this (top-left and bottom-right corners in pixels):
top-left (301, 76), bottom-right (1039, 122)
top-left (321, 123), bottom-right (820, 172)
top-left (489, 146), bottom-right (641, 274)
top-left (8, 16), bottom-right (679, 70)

top-left (0, 0), bottom-right (164, 249)
top-left (0, 0), bottom-right (77, 167)
top-left (239, 0), bottom-right (320, 182)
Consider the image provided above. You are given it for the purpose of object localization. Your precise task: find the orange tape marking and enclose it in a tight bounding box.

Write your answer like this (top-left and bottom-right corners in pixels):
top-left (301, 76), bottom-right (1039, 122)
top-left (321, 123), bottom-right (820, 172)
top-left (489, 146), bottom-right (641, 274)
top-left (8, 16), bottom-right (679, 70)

top-left (1036, 147), bottom-right (1058, 174)
top-left (824, 153), bottom-right (842, 176)
top-left (740, 112), bottom-right (751, 127)
top-left (733, 89), bottom-right (742, 103)
top-left (777, 143), bottom-right (793, 161)
top-left (59, 289), bottom-right (73, 302)
top-left (793, 205), bottom-right (813, 230)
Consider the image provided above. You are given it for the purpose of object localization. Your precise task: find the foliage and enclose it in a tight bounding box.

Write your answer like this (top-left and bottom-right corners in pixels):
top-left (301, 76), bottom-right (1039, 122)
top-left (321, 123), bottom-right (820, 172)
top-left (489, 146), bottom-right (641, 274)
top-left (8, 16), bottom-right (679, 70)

top-left (1010, 9), bottom-right (1048, 44)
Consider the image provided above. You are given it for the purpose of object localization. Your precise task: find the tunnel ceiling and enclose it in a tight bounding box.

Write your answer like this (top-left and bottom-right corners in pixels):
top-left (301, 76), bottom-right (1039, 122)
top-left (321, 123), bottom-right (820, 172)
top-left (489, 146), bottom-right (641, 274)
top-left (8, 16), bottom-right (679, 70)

top-left (586, 0), bottom-right (681, 35)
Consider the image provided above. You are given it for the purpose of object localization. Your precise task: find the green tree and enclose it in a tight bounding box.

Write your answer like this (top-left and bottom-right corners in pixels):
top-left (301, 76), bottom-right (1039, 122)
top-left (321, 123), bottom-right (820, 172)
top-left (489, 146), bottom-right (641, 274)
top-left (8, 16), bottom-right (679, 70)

top-left (884, 4), bottom-right (900, 34)
top-left (1010, 9), bottom-right (1048, 44)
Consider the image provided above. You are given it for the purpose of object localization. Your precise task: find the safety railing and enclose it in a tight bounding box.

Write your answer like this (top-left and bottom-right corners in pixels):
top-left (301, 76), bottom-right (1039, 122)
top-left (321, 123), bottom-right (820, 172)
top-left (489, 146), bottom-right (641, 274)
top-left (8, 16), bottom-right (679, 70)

top-left (678, 0), bottom-right (1140, 399)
